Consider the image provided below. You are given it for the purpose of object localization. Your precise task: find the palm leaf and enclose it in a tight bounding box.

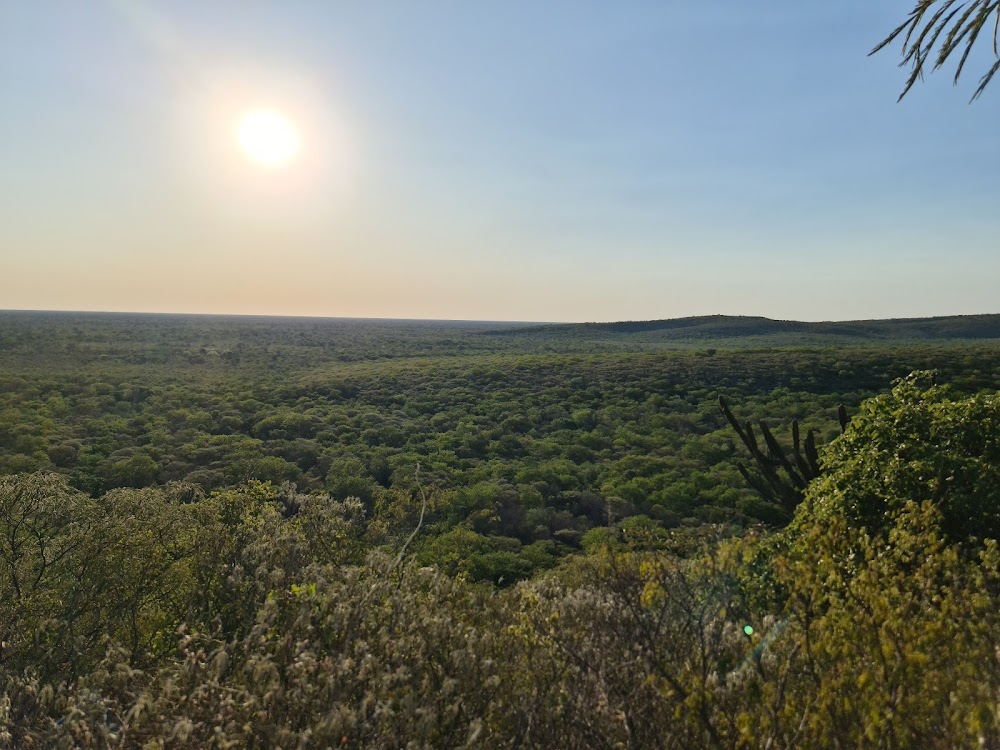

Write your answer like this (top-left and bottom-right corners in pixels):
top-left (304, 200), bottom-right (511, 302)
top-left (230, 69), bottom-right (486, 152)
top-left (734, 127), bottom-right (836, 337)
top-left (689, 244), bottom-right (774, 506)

top-left (871, 0), bottom-right (1000, 101)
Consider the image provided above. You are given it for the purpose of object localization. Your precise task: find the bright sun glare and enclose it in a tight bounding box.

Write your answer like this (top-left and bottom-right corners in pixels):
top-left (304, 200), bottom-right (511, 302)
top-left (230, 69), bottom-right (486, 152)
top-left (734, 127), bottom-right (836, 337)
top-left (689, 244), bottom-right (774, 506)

top-left (237, 110), bottom-right (300, 167)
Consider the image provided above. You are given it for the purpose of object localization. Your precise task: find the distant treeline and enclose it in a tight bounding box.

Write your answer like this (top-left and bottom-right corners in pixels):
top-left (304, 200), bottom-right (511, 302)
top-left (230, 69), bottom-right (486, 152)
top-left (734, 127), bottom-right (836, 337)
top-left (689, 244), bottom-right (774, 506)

top-left (496, 313), bottom-right (1000, 344)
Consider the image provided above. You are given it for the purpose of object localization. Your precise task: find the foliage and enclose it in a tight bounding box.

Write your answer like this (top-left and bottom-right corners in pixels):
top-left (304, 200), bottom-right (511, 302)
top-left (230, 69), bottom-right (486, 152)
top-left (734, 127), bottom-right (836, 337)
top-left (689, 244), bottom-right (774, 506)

top-left (0, 473), bottom-right (208, 681)
top-left (767, 501), bottom-right (1000, 747)
top-left (798, 371), bottom-right (1000, 543)
top-left (4, 314), bottom-right (1000, 746)
top-left (873, 0), bottom-right (1000, 101)
top-left (5, 313), bottom-right (1000, 579)
top-left (5, 365), bottom-right (1000, 746)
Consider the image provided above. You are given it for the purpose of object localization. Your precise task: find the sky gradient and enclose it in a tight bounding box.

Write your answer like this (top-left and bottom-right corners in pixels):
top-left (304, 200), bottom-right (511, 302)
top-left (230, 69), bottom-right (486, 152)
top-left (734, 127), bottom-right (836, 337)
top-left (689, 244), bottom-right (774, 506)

top-left (2, 1), bottom-right (998, 323)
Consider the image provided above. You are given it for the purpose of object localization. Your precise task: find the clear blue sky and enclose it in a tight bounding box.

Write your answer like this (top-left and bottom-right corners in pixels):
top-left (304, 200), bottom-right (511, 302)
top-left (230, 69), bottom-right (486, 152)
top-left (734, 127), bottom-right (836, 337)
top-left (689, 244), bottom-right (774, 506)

top-left (1, 1), bottom-right (997, 322)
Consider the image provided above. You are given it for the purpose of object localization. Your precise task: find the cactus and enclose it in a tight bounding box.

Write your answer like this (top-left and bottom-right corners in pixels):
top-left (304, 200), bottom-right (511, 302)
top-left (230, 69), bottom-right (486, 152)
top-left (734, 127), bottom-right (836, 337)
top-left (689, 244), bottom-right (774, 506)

top-left (720, 397), bottom-right (848, 514)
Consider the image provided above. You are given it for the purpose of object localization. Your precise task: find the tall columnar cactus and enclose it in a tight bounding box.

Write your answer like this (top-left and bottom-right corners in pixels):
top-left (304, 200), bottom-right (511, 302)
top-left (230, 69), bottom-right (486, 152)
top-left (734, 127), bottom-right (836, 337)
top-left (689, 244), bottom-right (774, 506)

top-left (720, 397), bottom-right (848, 514)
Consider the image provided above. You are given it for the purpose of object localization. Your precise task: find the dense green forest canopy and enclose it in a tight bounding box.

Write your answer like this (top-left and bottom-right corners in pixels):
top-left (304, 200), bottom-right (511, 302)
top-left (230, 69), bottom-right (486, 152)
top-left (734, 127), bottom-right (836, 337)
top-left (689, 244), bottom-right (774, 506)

top-left (3, 311), bottom-right (1000, 584)
top-left (4, 370), bottom-right (1000, 747)
top-left (3, 312), bottom-right (1000, 745)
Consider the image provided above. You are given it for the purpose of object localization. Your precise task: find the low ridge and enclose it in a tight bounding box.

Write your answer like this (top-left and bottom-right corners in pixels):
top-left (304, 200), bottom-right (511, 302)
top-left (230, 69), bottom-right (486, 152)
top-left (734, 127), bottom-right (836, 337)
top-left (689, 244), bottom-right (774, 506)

top-left (488, 313), bottom-right (1000, 343)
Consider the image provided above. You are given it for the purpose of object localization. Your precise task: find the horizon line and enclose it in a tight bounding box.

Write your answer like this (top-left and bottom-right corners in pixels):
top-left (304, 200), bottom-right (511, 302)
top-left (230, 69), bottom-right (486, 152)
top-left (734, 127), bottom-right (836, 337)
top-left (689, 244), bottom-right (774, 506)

top-left (2, 308), bottom-right (999, 327)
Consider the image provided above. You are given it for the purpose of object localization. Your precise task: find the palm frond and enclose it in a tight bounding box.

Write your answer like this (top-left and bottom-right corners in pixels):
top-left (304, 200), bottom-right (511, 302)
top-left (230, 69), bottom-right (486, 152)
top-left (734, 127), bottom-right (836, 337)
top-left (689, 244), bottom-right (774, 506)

top-left (870, 0), bottom-right (1000, 101)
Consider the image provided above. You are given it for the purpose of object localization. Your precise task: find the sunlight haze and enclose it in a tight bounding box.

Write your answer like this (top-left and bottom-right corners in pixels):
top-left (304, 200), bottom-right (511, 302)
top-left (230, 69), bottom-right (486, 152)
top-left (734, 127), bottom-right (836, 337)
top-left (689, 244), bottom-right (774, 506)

top-left (1, 1), bottom-right (997, 322)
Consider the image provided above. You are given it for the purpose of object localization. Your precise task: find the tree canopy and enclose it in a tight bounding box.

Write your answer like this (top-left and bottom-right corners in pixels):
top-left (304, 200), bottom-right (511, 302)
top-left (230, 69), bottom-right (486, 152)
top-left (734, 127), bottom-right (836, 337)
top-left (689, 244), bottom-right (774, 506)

top-left (5, 371), bottom-right (1000, 746)
top-left (795, 371), bottom-right (1000, 543)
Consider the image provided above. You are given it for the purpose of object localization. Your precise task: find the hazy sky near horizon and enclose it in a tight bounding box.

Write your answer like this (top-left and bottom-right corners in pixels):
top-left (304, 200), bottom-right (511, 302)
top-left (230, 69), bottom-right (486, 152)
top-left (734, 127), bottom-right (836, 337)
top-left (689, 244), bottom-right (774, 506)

top-left (2, 1), bottom-right (998, 323)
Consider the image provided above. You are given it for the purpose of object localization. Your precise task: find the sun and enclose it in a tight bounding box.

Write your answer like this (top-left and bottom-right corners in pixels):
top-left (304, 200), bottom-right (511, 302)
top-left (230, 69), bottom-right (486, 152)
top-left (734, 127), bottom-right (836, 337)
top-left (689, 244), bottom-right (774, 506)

top-left (237, 110), bottom-right (300, 167)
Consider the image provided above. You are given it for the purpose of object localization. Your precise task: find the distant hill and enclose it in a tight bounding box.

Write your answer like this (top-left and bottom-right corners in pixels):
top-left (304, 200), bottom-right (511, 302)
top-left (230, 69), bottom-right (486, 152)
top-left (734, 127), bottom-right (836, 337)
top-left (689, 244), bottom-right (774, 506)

top-left (485, 314), bottom-right (1000, 346)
